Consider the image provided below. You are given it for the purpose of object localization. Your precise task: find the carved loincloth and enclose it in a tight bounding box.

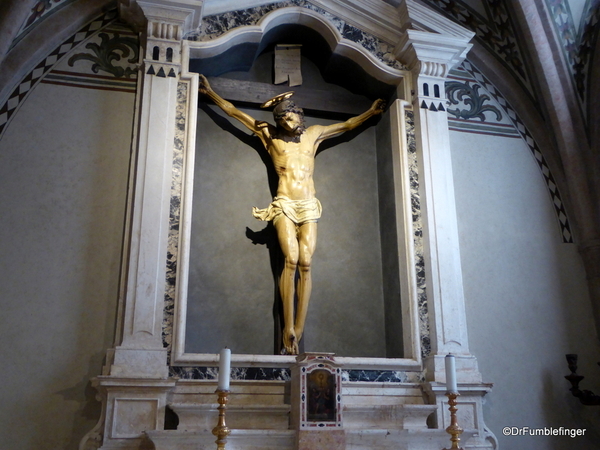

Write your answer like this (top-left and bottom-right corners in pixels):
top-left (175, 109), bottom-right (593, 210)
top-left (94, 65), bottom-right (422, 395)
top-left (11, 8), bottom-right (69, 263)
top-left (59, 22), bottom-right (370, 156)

top-left (252, 196), bottom-right (322, 225)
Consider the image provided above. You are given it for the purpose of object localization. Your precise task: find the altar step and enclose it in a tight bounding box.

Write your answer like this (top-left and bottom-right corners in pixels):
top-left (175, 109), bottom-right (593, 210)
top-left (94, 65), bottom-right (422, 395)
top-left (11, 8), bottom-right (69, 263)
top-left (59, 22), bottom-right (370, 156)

top-left (147, 428), bottom-right (472, 450)
top-left (147, 429), bottom-right (295, 450)
top-left (344, 404), bottom-right (438, 429)
top-left (146, 379), bottom-right (460, 450)
top-left (168, 379), bottom-right (436, 431)
top-left (169, 403), bottom-right (437, 431)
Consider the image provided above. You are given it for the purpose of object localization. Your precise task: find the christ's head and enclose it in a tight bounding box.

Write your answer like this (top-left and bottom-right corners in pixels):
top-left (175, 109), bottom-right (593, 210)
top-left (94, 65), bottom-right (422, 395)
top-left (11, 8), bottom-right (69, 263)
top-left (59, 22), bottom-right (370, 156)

top-left (273, 99), bottom-right (305, 134)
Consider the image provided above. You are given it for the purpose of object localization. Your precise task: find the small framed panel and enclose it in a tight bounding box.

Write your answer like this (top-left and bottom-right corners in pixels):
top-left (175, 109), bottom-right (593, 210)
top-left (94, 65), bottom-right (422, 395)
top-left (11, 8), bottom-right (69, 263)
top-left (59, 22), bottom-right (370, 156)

top-left (291, 353), bottom-right (342, 429)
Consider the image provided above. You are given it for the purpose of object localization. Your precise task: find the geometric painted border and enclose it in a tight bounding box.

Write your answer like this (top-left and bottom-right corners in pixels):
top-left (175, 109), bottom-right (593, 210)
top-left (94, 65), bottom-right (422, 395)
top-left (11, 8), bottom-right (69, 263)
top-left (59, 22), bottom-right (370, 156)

top-left (40, 70), bottom-right (137, 93)
top-left (0, 10), bottom-right (118, 141)
top-left (544, 0), bottom-right (600, 123)
top-left (461, 60), bottom-right (574, 243)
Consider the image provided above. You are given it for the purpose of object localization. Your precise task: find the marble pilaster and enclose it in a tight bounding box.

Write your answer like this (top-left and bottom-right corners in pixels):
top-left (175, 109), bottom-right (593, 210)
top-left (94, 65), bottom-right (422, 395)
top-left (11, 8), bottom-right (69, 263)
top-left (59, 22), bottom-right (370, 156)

top-left (395, 0), bottom-right (479, 382)
top-left (80, 2), bottom-right (205, 449)
top-left (109, 0), bottom-right (204, 379)
top-left (394, 2), bottom-right (497, 448)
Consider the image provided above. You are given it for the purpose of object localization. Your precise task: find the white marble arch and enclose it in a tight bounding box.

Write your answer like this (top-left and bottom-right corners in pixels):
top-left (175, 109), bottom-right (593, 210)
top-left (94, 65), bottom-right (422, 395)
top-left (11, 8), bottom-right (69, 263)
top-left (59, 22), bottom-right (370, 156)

top-left (170, 6), bottom-right (422, 370)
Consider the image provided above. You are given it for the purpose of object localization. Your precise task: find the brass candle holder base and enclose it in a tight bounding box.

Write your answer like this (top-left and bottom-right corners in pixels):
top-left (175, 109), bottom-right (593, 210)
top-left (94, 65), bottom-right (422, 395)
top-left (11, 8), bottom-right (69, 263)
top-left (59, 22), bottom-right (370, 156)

top-left (443, 392), bottom-right (463, 450)
top-left (212, 390), bottom-right (231, 450)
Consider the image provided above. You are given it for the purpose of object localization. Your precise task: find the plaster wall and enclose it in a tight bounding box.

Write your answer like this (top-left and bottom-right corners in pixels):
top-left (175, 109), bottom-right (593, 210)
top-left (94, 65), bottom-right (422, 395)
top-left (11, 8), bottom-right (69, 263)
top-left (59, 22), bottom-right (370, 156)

top-left (450, 130), bottom-right (600, 450)
top-left (0, 82), bottom-right (134, 448)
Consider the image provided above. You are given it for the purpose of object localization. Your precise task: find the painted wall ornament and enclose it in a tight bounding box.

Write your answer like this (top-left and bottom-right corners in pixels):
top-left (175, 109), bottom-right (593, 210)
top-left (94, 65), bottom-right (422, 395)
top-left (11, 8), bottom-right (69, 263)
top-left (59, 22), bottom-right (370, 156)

top-left (198, 74), bottom-right (384, 355)
top-left (68, 32), bottom-right (139, 78)
top-left (446, 80), bottom-right (502, 122)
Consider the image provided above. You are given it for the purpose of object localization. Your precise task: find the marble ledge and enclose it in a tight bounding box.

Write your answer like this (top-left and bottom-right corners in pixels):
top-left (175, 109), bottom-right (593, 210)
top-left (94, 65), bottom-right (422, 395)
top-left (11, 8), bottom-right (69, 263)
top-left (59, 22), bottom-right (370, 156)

top-left (169, 365), bottom-right (425, 383)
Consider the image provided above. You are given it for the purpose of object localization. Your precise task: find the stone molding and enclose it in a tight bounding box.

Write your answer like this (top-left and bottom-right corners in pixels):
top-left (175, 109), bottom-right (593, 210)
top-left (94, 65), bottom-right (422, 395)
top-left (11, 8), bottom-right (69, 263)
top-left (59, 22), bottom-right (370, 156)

top-left (309, 0), bottom-right (401, 44)
top-left (187, 5), bottom-right (406, 80)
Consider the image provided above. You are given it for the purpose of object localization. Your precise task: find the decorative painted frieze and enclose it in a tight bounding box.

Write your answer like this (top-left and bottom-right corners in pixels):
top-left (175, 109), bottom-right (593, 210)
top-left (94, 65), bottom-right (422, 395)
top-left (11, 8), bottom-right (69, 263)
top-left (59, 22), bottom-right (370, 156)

top-left (37, 22), bottom-right (138, 92)
top-left (446, 80), bottom-right (502, 122)
top-left (67, 31), bottom-right (139, 78)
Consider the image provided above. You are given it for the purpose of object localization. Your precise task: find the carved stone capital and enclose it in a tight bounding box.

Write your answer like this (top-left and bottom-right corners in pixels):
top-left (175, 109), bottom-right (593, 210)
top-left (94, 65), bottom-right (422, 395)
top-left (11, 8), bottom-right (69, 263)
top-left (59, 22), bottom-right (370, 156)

top-left (119, 0), bottom-right (204, 70)
top-left (120, 0), bottom-right (204, 34)
top-left (394, 29), bottom-right (471, 80)
top-left (395, 0), bottom-right (474, 85)
top-left (415, 60), bottom-right (449, 78)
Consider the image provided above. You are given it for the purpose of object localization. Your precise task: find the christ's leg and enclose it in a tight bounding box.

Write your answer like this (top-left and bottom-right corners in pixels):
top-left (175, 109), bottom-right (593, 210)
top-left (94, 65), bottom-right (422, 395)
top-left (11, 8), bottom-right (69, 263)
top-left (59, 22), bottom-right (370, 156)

top-left (294, 221), bottom-right (317, 344)
top-left (273, 216), bottom-right (299, 354)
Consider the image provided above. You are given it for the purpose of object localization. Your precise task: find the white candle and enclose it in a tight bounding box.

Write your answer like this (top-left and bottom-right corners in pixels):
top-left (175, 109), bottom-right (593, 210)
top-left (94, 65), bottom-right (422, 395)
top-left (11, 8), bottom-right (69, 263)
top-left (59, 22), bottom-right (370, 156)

top-left (218, 347), bottom-right (231, 391)
top-left (445, 354), bottom-right (458, 393)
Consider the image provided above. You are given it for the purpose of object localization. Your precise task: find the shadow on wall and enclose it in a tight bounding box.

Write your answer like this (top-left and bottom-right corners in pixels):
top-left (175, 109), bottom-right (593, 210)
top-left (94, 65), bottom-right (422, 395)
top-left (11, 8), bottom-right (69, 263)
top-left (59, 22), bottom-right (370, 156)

top-left (54, 353), bottom-right (106, 449)
top-left (542, 367), bottom-right (600, 450)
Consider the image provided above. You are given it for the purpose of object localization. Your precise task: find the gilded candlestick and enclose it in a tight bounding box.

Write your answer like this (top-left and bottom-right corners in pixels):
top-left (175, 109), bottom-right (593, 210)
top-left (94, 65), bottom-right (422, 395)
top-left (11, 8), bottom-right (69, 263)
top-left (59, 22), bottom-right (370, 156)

top-left (443, 392), bottom-right (463, 450)
top-left (212, 390), bottom-right (231, 450)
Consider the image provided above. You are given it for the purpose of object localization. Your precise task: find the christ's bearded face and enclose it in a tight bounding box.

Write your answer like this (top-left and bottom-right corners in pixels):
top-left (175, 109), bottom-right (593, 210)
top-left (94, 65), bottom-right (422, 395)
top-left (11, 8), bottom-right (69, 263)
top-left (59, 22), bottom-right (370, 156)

top-left (274, 100), bottom-right (305, 134)
top-left (277, 111), bottom-right (303, 133)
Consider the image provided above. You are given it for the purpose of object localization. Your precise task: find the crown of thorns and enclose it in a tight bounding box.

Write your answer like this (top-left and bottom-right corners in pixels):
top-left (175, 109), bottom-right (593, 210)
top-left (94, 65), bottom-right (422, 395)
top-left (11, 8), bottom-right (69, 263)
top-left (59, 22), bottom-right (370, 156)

top-left (261, 92), bottom-right (305, 121)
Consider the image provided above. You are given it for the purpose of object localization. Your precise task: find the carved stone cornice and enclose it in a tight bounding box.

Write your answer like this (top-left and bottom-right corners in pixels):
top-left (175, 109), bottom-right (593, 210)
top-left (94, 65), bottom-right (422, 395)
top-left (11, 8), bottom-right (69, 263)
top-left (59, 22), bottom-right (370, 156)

top-left (309, 0), bottom-right (401, 44)
top-left (395, 0), bottom-right (474, 79)
top-left (397, 0), bottom-right (474, 37)
top-left (120, 0), bottom-right (204, 35)
top-left (394, 29), bottom-right (472, 79)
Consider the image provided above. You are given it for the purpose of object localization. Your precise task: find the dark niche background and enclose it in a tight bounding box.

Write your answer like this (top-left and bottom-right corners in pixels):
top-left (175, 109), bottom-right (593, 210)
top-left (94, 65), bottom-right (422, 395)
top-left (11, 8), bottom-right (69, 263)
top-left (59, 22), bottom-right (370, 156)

top-left (185, 52), bottom-right (403, 358)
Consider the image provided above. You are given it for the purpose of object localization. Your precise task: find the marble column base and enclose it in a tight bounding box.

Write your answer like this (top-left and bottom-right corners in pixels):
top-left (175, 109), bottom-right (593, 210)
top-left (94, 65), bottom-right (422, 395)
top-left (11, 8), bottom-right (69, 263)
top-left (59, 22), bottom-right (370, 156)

top-left (80, 376), bottom-right (177, 450)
